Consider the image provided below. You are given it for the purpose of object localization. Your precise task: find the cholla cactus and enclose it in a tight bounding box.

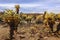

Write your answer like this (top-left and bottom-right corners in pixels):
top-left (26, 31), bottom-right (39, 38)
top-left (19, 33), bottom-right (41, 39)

top-left (43, 12), bottom-right (55, 26)
top-left (56, 14), bottom-right (60, 19)
top-left (2, 9), bottom-right (20, 40)
top-left (43, 11), bottom-right (55, 20)
top-left (15, 5), bottom-right (20, 14)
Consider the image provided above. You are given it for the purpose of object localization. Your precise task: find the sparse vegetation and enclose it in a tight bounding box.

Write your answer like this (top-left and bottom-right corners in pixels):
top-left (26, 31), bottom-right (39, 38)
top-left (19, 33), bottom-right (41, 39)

top-left (0, 5), bottom-right (60, 40)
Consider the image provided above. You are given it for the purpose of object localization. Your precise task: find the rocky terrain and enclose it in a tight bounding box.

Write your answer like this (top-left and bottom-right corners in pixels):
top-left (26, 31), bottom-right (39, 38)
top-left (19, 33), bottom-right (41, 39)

top-left (0, 24), bottom-right (60, 40)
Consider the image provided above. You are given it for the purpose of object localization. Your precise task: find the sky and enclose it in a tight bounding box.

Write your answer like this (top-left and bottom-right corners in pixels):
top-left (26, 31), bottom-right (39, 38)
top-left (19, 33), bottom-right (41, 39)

top-left (0, 0), bottom-right (60, 13)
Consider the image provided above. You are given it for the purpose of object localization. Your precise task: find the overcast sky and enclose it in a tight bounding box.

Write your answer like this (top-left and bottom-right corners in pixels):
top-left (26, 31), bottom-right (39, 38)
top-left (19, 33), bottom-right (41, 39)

top-left (0, 0), bottom-right (60, 13)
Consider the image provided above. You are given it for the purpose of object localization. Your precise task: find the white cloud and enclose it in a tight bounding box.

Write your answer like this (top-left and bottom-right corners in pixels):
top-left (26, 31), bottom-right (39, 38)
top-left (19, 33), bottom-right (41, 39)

top-left (20, 3), bottom-right (44, 8)
top-left (0, 3), bottom-right (43, 8)
top-left (0, 2), bottom-right (60, 13)
top-left (0, 4), bottom-right (14, 7)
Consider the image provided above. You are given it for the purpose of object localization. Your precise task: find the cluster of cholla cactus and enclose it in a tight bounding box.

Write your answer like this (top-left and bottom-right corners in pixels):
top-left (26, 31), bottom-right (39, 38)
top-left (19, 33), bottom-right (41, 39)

top-left (43, 11), bottom-right (56, 23)
top-left (43, 11), bottom-right (60, 24)
top-left (0, 4), bottom-right (60, 40)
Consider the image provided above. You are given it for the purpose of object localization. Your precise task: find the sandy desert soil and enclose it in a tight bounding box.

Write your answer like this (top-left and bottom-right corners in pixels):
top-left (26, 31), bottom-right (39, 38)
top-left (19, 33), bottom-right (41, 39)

top-left (0, 24), bottom-right (60, 40)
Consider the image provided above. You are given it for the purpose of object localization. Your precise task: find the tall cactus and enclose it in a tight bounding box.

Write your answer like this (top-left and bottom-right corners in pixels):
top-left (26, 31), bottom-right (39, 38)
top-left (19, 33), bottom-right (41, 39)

top-left (15, 5), bottom-right (20, 14)
top-left (3, 9), bottom-right (20, 40)
top-left (43, 11), bottom-right (47, 20)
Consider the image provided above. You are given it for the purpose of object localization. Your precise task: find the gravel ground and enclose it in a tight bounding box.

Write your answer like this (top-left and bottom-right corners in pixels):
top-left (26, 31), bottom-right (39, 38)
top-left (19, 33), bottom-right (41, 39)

top-left (0, 24), bottom-right (60, 40)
